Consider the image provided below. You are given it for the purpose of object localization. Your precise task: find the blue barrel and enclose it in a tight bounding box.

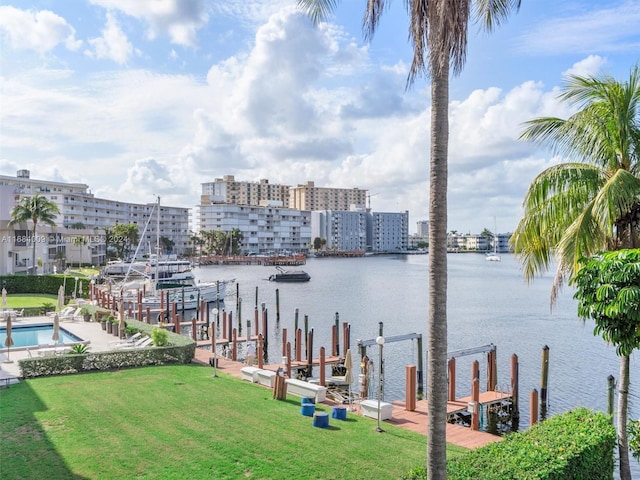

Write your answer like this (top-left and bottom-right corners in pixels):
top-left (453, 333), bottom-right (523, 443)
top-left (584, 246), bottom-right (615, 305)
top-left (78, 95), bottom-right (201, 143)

top-left (301, 397), bottom-right (314, 405)
top-left (313, 412), bottom-right (329, 428)
top-left (301, 403), bottom-right (315, 417)
top-left (331, 406), bottom-right (347, 420)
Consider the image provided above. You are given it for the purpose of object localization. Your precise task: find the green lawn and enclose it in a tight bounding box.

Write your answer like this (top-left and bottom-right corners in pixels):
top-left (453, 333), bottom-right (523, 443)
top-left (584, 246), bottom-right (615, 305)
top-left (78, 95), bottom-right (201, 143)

top-left (0, 364), bottom-right (467, 479)
top-left (1, 294), bottom-right (57, 309)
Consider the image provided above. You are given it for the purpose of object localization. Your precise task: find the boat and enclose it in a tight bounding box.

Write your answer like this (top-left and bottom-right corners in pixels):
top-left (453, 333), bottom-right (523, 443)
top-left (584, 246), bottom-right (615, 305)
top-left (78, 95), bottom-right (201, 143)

top-left (485, 218), bottom-right (501, 262)
top-left (141, 277), bottom-right (234, 310)
top-left (269, 266), bottom-right (311, 282)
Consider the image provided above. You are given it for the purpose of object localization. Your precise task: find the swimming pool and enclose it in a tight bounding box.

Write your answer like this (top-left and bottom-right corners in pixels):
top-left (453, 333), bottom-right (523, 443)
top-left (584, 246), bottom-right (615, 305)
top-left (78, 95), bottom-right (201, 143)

top-left (0, 323), bottom-right (83, 349)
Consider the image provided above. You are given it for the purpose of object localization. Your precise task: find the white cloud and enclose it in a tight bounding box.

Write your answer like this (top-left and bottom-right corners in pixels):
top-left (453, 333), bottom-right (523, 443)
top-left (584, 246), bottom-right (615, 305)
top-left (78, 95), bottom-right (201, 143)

top-left (0, 6), bottom-right (82, 53)
top-left (517, 1), bottom-right (640, 55)
top-left (86, 13), bottom-right (135, 64)
top-left (562, 55), bottom-right (608, 78)
top-left (89, 0), bottom-right (209, 46)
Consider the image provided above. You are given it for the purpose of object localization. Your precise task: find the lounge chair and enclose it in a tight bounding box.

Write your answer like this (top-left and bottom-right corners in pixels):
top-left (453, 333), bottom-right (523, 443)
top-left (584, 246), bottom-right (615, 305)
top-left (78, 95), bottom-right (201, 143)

top-left (48, 306), bottom-right (75, 321)
top-left (108, 332), bottom-right (142, 346)
top-left (114, 336), bottom-right (153, 349)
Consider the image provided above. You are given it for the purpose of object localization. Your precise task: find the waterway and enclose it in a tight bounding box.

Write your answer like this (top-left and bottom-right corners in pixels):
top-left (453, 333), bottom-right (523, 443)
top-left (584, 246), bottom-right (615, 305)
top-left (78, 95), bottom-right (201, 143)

top-left (193, 253), bottom-right (640, 434)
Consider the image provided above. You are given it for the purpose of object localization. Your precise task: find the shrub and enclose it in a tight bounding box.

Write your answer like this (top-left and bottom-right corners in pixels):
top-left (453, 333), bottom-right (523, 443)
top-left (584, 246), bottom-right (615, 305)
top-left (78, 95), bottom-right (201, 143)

top-left (151, 327), bottom-right (169, 346)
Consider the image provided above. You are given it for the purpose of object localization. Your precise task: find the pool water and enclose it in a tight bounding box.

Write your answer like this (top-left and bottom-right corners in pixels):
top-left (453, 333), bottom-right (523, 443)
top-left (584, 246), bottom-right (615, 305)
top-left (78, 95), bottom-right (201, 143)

top-left (0, 324), bottom-right (83, 348)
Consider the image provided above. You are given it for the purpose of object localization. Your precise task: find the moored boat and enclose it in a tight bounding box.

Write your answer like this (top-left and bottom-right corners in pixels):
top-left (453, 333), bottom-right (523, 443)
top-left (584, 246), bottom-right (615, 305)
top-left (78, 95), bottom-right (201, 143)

top-left (269, 267), bottom-right (310, 282)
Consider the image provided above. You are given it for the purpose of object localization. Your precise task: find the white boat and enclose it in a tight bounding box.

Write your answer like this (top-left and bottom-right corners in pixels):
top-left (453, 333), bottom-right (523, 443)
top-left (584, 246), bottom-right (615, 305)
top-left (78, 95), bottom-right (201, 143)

top-left (141, 277), bottom-right (234, 310)
top-left (486, 219), bottom-right (501, 262)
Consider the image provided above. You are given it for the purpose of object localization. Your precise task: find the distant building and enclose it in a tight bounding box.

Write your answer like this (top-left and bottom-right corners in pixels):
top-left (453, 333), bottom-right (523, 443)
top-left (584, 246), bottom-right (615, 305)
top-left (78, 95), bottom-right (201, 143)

top-left (201, 175), bottom-right (290, 207)
top-left (311, 210), bottom-right (368, 251)
top-left (289, 181), bottom-right (368, 212)
top-left (370, 211), bottom-right (409, 252)
top-left (416, 220), bottom-right (429, 237)
top-left (198, 203), bottom-right (311, 255)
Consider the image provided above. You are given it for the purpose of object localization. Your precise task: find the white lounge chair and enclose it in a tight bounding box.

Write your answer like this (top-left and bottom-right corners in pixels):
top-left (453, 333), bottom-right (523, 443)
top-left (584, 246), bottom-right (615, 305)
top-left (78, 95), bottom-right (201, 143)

top-left (108, 332), bottom-right (142, 346)
top-left (114, 336), bottom-right (153, 349)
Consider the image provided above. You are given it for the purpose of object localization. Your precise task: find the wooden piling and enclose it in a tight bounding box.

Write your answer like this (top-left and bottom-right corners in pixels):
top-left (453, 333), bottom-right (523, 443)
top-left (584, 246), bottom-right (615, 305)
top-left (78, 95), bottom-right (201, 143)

top-left (228, 312), bottom-right (233, 341)
top-left (417, 335), bottom-right (424, 399)
top-left (487, 349), bottom-right (497, 391)
top-left (282, 328), bottom-right (287, 356)
top-left (471, 370), bottom-right (480, 431)
top-left (332, 325), bottom-right (338, 357)
top-left (191, 317), bottom-right (197, 341)
top-left (276, 288), bottom-right (280, 323)
top-left (530, 389), bottom-right (539, 426)
top-left (258, 334), bottom-right (264, 369)
top-left (286, 342), bottom-right (292, 378)
top-left (222, 311), bottom-right (228, 340)
top-left (335, 312), bottom-right (340, 356)
top-left (511, 353), bottom-right (520, 418)
top-left (319, 347), bottom-right (326, 386)
top-left (295, 328), bottom-right (302, 362)
top-left (232, 328), bottom-right (237, 361)
top-left (237, 297), bottom-right (242, 334)
top-left (262, 307), bottom-right (268, 358)
top-left (540, 345), bottom-right (549, 406)
top-left (306, 328), bottom-right (314, 378)
top-left (406, 365), bottom-right (417, 411)
top-left (146, 306), bottom-right (151, 324)
top-left (448, 357), bottom-right (456, 401)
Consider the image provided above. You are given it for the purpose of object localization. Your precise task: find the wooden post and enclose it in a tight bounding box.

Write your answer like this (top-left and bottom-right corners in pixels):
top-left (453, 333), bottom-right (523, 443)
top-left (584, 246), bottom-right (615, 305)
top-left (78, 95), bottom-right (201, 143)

top-left (255, 285), bottom-right (258, 308)
top-left (334, 312), bottom-right (340, 356)
top-left (146, 306), bottom-right (151, 324)
top-left (331, 325), bottom-right (338, 357)
top-left (448, 357), bottom-right (456, 402)
top-left (530, 389), bottom-right (539, 426)
top-left (306, 329), bottom-right (313, 378)
top-left (276, 288), bottom-right (280, 323)
top-left (286, 342), bottom-right (292, 379)
top-left (257, 334), bottom-right (264, 369)
top-left (191, 317), bottom-right (197, 341)
top-left (416, 335), bottom-right (424, 399)
top-left (344, 322), bottom-right (351, 352)
top-left (511, 353), bottom-right (519, 419)
top-left (471, 377), bottom-right (480, 431)
top-left (254, 307), bottom-right (259, 337)
top-left (304, 315), bottom-right (309, 352)
top-left (540, 345), bottom-right (549, 407)
top-left (222, 311), bottom-right (228, 340)
top-left (232, 328), bottom-right (237, 361)
top-left (282, 328), bottom-right (287, 357)
top-left (319, 347), bottom-right (326, 386)
top-left (295, 328), bottom-right (302, 362)
top-left (228, 312), bottom-right (233, 341)
top-left (487, 348), bottom-right (497, 391)
top-left (262, 307), bottom-right (268, 358)
top-left (608, 375), bottom-right (615, 420)
top-left (406, 365), bottom-right (417, 411)
top-left (173, 303), bottom-right (180, 334)
top-left (273, 374), bottom-right (287, 400)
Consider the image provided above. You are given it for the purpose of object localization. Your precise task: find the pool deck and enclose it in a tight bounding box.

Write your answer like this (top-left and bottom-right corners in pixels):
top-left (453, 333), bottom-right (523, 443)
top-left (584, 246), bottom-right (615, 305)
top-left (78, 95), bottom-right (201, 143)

top-left (0, 314), bottom-right (120, 382)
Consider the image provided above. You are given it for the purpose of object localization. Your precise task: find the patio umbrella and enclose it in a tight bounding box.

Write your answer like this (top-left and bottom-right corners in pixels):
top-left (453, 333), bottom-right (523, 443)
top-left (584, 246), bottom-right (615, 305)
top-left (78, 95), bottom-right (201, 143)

top-left (344, 349), bottom-right (354, 411)
top-left (79, 281), bottom-right (83, 298)
top-left (57, 285), bottom-right (64, 311)
top-left (118, 299), bottom-right (125, 337)
top-left (1, 288), bottom-right (6, 309)
top-left (4, 314), bottom-right (14, 362)
top-left (52, 314), bottom-right (60, 345)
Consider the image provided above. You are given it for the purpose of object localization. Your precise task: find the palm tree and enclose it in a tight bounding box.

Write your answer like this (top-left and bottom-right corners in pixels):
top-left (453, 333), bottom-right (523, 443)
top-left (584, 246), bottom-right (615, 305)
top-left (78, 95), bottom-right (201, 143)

top-left (511, 65), bottom-right (640, 479)
top-left (298, 1), bottom-right (521, 477)
top-left (9, 193), bottom-right (60, 274)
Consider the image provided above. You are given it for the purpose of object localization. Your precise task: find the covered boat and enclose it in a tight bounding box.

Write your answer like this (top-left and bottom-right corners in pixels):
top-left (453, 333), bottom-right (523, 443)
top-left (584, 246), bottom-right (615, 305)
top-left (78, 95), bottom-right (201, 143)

top-left (269, 266), bottom-right (310, 282)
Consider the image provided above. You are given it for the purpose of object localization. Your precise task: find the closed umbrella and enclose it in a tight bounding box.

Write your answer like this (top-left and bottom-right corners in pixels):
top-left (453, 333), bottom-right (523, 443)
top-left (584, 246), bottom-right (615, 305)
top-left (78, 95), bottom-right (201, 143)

top-left (344, 349), bottom-right (354, 411)
top-left (79, 281), bottom-right (83, 298)
top-left (4, 314), bottom-right (14, 363)
top-left (118, 299), bottom-right (125, 338)
top-left (57, 285), bottom-right (64, 311)
top-left (1, 287), bottom-right (6, 309)
top-left (52, 314), bottom-right (60, 345)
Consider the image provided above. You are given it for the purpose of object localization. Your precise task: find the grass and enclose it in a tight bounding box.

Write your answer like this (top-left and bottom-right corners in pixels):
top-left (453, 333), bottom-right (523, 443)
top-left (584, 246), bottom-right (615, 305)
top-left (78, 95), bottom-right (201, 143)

top-left (2, 294), bottom-right (57, 309)
top-left (0, 364), bottom-right (467, 479)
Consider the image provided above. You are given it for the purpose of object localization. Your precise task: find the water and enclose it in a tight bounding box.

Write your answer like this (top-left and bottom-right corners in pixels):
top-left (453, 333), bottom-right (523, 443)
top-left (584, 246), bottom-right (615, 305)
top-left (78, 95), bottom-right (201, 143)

top-left (193, 255), bottom-right (640, 438)
top-left (0, 323), bottom-right (83, 348)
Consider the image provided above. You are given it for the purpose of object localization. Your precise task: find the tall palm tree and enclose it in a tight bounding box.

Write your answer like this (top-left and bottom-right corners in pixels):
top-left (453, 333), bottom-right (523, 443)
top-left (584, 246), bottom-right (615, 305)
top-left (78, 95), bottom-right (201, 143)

top-left (298, 1), bottom-right (521, 477)
top-left (511, 65), bottom-right (640, 479)
top-left (9, 193), bottom-right (61, 274)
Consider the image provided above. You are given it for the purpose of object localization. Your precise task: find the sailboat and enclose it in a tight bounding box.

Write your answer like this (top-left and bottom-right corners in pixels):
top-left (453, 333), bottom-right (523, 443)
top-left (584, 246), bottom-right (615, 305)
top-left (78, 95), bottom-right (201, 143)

top-left (485, 219), bottom-right (501, 262)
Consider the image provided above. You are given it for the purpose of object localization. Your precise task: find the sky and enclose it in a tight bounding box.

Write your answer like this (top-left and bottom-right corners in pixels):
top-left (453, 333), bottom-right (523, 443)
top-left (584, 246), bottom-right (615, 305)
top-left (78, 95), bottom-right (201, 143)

top-left (0, 1), bottom-right (639, 235)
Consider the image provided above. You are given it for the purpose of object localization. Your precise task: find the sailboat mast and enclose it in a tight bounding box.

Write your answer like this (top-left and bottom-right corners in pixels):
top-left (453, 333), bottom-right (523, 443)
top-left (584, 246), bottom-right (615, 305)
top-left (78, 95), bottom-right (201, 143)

top-left (155, 196), bottom-right (160, 286)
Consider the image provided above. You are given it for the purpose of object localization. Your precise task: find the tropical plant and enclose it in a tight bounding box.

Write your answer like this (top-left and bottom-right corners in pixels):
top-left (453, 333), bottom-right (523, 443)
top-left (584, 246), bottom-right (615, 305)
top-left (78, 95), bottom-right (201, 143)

top-left (8, 193), bottom-right (60, 274)
top-left (511, 66), bottom-right (640, 479)
top-left (151, 327), bottom-right (169, 347)
top-left (107, 223), bottom-right (140, 261)
top-left (68, 344), bottom-right (90, 354)
top-left (298, 1), bottom-right (521, 477)
top-left (572, 249), bottom-right (640, 477)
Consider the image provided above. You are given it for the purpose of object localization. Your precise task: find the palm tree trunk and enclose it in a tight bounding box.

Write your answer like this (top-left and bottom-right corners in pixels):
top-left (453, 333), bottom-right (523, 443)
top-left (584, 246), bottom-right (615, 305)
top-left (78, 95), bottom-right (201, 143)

top-left (618, 354), bottom-right (631, 479)
top-left (31, 224), bottom-right (37, 275)
top-left (426, 26), bottom-right (450, 480)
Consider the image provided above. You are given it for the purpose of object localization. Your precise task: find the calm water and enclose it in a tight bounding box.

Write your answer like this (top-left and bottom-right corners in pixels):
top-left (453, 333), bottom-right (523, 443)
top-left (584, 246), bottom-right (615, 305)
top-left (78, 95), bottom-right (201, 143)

top-left (0, 324), bottom-right (82, 348)
top-left (193, 253), bottom-right (640, 431)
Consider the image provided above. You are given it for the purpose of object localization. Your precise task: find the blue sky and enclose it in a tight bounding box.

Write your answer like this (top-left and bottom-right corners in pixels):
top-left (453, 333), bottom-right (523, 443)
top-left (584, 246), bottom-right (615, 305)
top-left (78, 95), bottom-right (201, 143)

top-left (1, 0), bottom-right (638, 234)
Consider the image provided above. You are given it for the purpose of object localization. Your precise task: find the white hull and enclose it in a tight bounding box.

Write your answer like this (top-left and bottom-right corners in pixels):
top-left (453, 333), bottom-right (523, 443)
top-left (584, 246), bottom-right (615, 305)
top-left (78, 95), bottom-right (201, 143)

top-left (141, 281), bottom-right (230, 310)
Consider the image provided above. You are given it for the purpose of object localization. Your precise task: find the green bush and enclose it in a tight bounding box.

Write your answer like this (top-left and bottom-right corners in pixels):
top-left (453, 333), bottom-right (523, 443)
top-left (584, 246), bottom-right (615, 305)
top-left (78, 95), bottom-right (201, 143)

top-left (449, 408), bottom-right (615, 480)
top-left (151, 327), bottom-right (169, 346)
top-left (403, 408), bottom-right (615, 480)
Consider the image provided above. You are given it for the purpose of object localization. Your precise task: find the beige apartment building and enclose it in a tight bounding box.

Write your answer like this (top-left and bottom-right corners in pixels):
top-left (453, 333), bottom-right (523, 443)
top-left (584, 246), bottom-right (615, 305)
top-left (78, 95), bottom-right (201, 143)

top-left (288, 181), bottom-right (368, 211)
top-left (201, 176), bottom-right (290, 207)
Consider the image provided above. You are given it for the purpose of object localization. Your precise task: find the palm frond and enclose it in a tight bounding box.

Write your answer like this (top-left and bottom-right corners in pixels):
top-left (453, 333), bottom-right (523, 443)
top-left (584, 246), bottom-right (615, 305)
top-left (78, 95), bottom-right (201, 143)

top-left (297, 0), bottom-right (339, 25)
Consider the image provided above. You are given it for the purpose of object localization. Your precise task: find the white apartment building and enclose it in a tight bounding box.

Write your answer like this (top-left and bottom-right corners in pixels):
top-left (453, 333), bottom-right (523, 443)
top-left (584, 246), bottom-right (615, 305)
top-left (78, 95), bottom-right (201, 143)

top-left (416, 220), bottom-right (429, 237)
top-left (201, 176), bottom-right (290, 207)
top-left (0, 170), bottom-right (191, 273)
top-left (311, 210), bottom-right (368, 251)
top-left (289, 181), bottom-right (368, 212)
top-left (198, 203), bottom-right (311, 254)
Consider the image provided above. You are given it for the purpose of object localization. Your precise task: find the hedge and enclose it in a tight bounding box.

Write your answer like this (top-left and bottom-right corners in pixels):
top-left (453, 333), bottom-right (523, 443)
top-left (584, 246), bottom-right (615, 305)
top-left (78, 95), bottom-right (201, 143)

top-left (18, 319), bottom-right (196, 378)
top-left (403, 408), bottom-right (616, 480)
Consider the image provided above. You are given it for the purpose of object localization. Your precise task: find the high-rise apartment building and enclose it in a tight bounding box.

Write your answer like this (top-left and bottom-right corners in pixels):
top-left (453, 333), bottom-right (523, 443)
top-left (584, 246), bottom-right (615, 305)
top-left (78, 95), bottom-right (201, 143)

top-left (201, 176), bottom-right (290, 207)
top-left (289, 181), bottom-right (368, 211)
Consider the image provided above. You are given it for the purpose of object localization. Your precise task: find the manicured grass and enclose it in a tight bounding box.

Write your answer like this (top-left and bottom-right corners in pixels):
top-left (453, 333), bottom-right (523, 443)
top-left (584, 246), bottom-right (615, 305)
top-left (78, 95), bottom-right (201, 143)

top-left (1, 364), bottom-right (467, 479)
top-left (1, 294), bottom-right (57, 309)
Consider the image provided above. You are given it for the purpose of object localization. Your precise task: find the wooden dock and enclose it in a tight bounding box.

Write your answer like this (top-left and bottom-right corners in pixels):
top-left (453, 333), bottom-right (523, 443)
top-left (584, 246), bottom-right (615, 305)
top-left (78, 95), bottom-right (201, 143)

top-left (191, 349), bottom-right (503, 449)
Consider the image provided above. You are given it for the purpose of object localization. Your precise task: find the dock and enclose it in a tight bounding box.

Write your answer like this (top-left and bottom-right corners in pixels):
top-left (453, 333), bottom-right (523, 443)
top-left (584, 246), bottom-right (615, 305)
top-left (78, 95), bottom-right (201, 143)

top-left (191, 348), bottom-right (503, 450)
